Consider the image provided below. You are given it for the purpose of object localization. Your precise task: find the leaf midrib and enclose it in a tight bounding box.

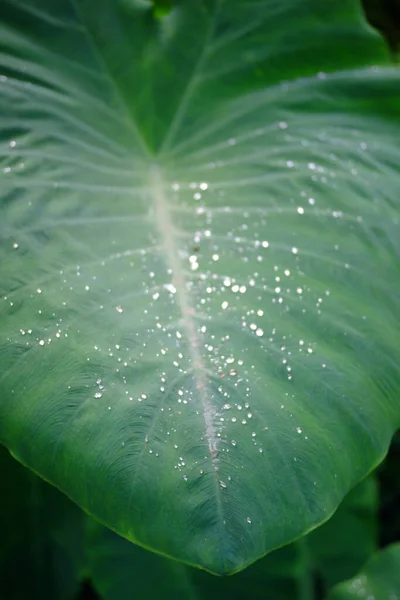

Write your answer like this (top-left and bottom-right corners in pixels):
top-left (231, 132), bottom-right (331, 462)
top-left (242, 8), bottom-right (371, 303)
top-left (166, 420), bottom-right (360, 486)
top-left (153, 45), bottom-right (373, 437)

top-left (150, 166), bottom-right (219, 459)
top-left (68, 0), bottom-right (224, 459)
top-left (149, 166), bottom-right (228, 568)
top-left (68, 0), bottom-right (229, 567)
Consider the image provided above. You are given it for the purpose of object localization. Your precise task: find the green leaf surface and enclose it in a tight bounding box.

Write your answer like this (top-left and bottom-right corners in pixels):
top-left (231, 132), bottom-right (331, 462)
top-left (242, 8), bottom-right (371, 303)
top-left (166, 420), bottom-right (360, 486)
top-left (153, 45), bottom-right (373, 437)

top-left (327, 543), bottom-right (400, 600)
top-left (0, 445), bottom-right (85, 600)
top-left (1, 0), bottom-right (400, 574)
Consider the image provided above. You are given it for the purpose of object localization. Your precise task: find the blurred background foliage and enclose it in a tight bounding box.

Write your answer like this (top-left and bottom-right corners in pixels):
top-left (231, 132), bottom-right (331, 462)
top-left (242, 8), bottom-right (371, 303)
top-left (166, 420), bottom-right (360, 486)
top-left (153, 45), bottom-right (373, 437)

top-left (362, 0), bottom-right (400, 57)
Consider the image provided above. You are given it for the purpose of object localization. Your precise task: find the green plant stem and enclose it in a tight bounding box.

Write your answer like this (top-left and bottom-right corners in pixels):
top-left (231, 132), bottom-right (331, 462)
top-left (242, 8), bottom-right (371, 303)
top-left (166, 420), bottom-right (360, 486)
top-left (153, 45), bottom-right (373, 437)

top-left (29, 472), bottom-right (45, 599)
top-left (296, 538), bottom-right (315, 600)
top-left (170, 561), bottom-right (199, 600)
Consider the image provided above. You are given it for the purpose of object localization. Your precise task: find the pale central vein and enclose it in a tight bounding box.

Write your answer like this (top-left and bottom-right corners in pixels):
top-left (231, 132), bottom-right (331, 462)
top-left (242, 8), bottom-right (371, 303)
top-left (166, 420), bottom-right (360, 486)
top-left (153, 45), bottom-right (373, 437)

top-left (149, 165), bottom-right (219, 463)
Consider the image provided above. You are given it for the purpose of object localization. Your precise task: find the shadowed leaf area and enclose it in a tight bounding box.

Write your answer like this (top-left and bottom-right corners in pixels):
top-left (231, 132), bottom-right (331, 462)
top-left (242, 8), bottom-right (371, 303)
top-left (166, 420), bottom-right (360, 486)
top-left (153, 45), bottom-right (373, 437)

top-left (363, 0), bottom-right (400, 55)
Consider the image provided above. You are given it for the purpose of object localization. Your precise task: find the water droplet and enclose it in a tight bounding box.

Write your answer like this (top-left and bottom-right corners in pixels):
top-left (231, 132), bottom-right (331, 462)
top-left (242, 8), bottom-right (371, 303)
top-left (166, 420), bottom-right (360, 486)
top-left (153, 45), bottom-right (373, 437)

top-left (164, 283), bottom-right (176, 294)
top-left (246, 517), bottom-right (252, 524)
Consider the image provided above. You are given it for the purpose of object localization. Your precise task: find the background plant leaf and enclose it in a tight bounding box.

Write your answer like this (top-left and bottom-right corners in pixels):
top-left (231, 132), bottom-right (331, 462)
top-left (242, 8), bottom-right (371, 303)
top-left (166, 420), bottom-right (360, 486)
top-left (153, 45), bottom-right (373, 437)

top-left (326, 543), bottom-right (400, 600)
top-left (308, 476), bottom-right (378, 591)
top-left (1, 0), bottom-right (399, 574)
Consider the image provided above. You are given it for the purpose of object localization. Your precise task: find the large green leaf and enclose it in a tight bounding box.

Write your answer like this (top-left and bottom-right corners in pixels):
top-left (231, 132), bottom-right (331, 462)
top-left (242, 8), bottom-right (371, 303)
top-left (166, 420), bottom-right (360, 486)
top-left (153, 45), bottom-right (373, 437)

top-left (0, 0), bottom-right (399, 575)
top-left (327, 543), bottom-right (400, 600)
